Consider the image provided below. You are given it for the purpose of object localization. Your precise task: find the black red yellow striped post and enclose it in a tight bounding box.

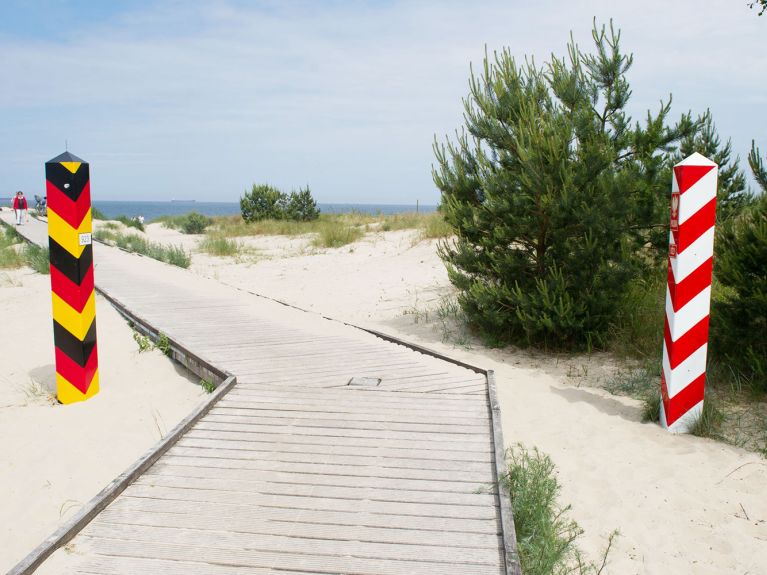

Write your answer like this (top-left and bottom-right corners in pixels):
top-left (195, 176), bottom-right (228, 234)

top-left (46, 152), bottom-right (98, 404)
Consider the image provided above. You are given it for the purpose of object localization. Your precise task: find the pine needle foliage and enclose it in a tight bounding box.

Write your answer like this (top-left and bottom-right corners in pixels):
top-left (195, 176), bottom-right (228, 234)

top-left (669, 110), bottom-right (751, 223)
top-left (711, 147), bottom-right (767, 391)
top-left (433, 21), bottom-right (698, 349)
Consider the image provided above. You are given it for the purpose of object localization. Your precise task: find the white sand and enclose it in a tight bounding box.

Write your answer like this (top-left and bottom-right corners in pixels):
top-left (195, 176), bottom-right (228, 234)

top-left (139, 222), bottom-right (767, 574)
top-left (0, 268), bottom-right (205, 572)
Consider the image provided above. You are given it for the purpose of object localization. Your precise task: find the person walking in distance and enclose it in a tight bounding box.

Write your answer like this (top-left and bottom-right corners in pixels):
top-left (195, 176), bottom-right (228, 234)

top-left (12, 191), bottom-right (28, 225)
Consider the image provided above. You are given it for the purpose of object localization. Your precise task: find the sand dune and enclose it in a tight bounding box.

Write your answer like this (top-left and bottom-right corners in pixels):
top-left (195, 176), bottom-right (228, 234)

top-left (142, 221), bottom-right (767, 574)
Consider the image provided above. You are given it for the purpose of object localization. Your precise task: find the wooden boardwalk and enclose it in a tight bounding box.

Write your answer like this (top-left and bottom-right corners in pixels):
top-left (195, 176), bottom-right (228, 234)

top-left (3, 214), bottom-right (517, 575)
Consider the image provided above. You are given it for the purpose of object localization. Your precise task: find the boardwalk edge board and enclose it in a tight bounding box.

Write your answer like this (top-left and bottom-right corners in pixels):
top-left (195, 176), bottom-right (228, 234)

top-left (487, 370), bottom-right (522, 575)
top-left (95, 287), bottom-right (229, 386)
top-left (4, 215), bottom-right (521, 575)
top-left (7, 373), bottom-right (237, 575)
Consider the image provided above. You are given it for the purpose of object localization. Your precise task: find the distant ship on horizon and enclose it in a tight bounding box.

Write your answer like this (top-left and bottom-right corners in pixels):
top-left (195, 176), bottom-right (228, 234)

top-left (170, 199), bottom-right (196, 203)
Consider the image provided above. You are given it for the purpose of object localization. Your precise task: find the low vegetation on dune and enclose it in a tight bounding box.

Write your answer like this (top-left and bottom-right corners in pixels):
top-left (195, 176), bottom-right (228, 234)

top-left (205, 210), bottom-right (451, 248)
top-left (0, 226), bottom-right (50, 273)
top-left (156, 212), bottom-right (213, 234)
top-left (95, 229), bottom-right (191, 268)
top-left (503, 445), bottom-right (617, 575)
top-left (198, 235), bottom-right (242, 257)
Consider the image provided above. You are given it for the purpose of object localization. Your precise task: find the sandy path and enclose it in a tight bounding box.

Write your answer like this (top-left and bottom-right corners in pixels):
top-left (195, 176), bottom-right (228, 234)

top-left (0, 268), bottom-right (205, 573)
top-left (141, 222), bottom-right (767, 574)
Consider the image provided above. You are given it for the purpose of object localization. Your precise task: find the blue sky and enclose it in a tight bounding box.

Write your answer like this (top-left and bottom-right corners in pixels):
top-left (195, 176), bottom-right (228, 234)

top-left (2, 0), bottom-right (764, 203)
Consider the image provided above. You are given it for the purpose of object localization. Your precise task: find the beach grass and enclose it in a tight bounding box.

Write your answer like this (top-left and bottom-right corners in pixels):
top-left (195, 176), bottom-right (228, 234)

top-left (96, 230), bottom-right (191, 268)
top-left (198, 235), bottom-right (241, 257)
top-left (503, 444), bottom-right (617, 574)
top-left (156, 212), bottom-right (213, 234)
top-left (0, 226), bottom-right (49, 273)
top-left (311, 220), bottom-right (364, 248)
top-left (23, 244), bottom-right (50, 275)
top-left (114, 215), bottom-right (145, 232)
top-left (203, 211), bottom-right (451, 248)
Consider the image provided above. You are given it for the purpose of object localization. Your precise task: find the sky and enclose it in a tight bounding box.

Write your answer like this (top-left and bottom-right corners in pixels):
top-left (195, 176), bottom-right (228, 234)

top-left (1, 0), bottom-right (764, 204)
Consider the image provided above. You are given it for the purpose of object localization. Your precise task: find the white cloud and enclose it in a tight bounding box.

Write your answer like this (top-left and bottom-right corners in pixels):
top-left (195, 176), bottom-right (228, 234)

top-left (1, 0), bottom-right (764, 202)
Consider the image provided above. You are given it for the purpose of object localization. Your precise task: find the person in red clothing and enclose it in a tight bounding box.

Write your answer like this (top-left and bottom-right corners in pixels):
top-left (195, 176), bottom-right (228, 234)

top-left (12, 191), bottom-right (28, 225)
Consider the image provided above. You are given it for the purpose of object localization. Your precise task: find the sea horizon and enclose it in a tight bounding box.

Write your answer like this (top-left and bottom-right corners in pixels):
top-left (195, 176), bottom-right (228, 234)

top-left (4, 197), bottom-right (438, 222)
top-left (94, 201), bottom-right (439, 222)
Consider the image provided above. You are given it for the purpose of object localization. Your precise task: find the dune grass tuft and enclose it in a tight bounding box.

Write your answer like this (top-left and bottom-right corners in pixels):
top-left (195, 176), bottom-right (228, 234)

top-left (199, 235), bottom-right (241, 257)
top-left (311, 221), bottom-right (364, 248)
top-left (113, 215), bottom-right (145, 232)
top-left (95, 230), bottom-right (191, 268)
top-left (0, 226), bottom-right (49, 273)
top-left (503, 444), bottom-right (617, 575)
top-left (23, 244), bottom-right (50, 274)
top-left (690, 396), bottom-right (725, 438)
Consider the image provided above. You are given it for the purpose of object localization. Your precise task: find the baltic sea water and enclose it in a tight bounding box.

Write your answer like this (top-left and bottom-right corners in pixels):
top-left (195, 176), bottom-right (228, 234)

top-left (89, 201), bottom-right (437, 222)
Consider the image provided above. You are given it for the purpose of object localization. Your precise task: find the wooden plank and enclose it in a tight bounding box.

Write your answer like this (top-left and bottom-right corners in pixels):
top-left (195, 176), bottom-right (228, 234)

top-left (201, 413), bottom-right (490, 434)
top-left (182, 428), bottom-right (494, 453)
top-left (144, 463), bottom-right (495, 494)
top-left (167, 445), bottom-right (492, 473)
top-left (191, 421), bottom-right (494, 445)
top-left (123, 483), bottom-right (499, 519)
top-left (133, 474), bottom-right (499, 505)
top-left (72, 554), bottom-right (316, 575)
top-left (91, 509), bottom-right (502, 549)
top-left (76, 536), bottom-right (503, 575)
top-left (176, 436), bottom-right (494, 463)
top-left (208, 405), bottom-right (489, 426)
top-left (82, 523), bottom-right (502, 567)
top-left (154, 454), bottom-right (495, 483)
top-left (102, 496), bottom-right (501, 535)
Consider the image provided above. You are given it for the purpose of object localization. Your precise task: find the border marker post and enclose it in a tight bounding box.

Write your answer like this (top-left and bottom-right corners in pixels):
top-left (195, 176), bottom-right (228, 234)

top-left (46, 152), bottom-right (99, 404)
top-left (660, 152), bottom-right (718, 433)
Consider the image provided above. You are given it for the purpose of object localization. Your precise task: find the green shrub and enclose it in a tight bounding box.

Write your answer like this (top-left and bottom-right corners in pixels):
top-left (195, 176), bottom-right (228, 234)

top-left (608, 269), bottom-right (666, 359)
top-left (240, 184), bottom-right (286, 222)
top-left (241, 183), bottom-right (322, 223)
top-left (91, 206), bottom-right (107, 220)
top-left (285, 186), bottom-right (320, 221)
top-left (711, 192), bottom-right (767, 391)
top-left (180, 212), bottom-right (213, 234)
top-left (433, 22), bottom-right (698, 349)
top-left (502, 444), bottom-right (617, 575)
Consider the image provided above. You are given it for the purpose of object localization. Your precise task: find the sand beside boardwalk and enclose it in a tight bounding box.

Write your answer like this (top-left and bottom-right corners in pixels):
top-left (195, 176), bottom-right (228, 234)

top-left (0, 267), bottom-right (205, 573)
top-left (137, 222), bottom-right (767, 574)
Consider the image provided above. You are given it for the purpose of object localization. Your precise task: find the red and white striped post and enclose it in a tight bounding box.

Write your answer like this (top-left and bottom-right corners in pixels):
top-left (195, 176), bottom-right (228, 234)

top-left (660, 152), bottom-right (718, 433)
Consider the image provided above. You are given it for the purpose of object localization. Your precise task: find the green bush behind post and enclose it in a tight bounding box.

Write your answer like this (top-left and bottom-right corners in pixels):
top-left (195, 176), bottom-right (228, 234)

top-left (433, 21), bottom-right (699, 349)
top-left (710, 143), bottom-right (767, 391)
top-left (240, 183), bottom-right (320, 223)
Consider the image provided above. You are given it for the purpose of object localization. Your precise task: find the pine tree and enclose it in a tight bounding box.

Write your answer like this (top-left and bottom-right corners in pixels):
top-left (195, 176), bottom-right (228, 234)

top-left (240, 184), bottom-right (286, 222)
top-left (286, 186), bottom-right (320, 221)
top-left (433, 22), bottom-right (697, 348)
top-left (670, 110), bottom-right (751, 222)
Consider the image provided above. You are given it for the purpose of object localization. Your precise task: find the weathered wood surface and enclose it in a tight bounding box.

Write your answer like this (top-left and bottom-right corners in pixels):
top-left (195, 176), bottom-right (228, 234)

top-left (3, 214), bottom-right (517, 575)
